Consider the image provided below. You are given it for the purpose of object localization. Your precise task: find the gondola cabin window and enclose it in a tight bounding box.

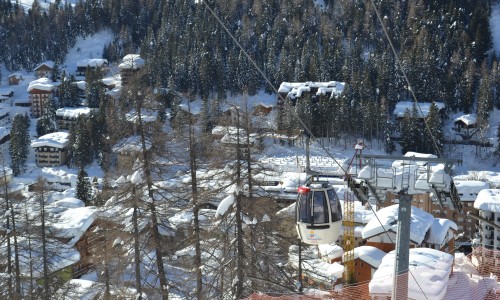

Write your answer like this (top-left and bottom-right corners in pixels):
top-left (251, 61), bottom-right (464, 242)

top-left (298, 188), bottom-right (312, 223)
top-left (313, 191), bottom-right (328, 224)
top-left (327, 189), bottom-right (342, 222)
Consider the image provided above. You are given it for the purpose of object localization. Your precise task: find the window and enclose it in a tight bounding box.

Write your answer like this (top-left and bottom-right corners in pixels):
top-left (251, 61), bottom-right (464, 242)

top-left (298, 193), bottom-right (311, 223)
top-left (313, 191), bottom-right (328, 224)
top-left (327, 189), bottom-right (342, 222)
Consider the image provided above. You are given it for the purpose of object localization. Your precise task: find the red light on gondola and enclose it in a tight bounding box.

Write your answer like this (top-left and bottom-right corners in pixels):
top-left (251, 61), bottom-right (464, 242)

top-left (297, 186), bottom-right (310, 194)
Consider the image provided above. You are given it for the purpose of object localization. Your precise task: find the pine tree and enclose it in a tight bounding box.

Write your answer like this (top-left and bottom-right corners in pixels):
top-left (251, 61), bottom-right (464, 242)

top-left (70, 116), bottom-right (93, 168)
top-left (76, 167), bottom-right (93, 204)
top-left (9, 114), bottom-right (30, 176)
top-left (36, 98), bottom-right (58, 136)
top-left (58, 72), bottom-right (79, 108)
top-left (400, 104), bottom-right (422, 154)
top-left (424, 102), bottom-right (444, 156)
top-left (50, 63), bottom-right (60, 82)
top-left (85, 67), bottom-right (104, 108)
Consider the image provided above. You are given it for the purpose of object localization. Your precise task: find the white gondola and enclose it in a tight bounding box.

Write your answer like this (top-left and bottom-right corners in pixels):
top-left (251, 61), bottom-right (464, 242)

top-left (296, 182), bottom-right (342, 245)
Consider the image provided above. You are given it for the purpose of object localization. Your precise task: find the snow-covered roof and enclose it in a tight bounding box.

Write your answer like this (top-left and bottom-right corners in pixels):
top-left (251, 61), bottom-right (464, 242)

top-left (361, 204), bottom-right (435, 244)
top-left (76, 58), bottom-right (108, 67)
top-left (317, 244), bottom-right (344, 261)
top-left (125, 109), bottom-right (158, 123)
top-left (118, 54), bottom-right (145, 70)
top-left (454, 180), bottom-right (489, 201)
top-left (424, 218), bottom-right (458, 245)
top-left (278, 81), bottom-right (345, 99)
top-left (27, 77), bottom-right (54, 93)
top-left (288, 245), bottom-right (344, 282)
top-left (343, 246), bottom-right (386, 268)
top-left (178, 99), bottom-right (202, 115)
top-left (112, 135), bottom-right (152, 153)
top-left (454, 113), bottom-right (477, 126)
top-left (9, 73), bottom-right (22, 79)
top-left (56, 107), bottom-right (93, 119)
top-left (101, 76), bottom-right (120, 87)
top-left (2, 237), bottom-right (80, 278)
top-left (474, 189), bottom-right (500, 212)
top-left (50, 206), bottom-right (96, 245)
top-left (370, 248), bottom-right (453, 299)
top-left (34, 60), bottom-right (54, 71)
top-left (392, 101), bottom-right (445, 118)
top-left (32, 132), bottom-right (70, 149)
top-left (74, 80), bottom-right (86, 90)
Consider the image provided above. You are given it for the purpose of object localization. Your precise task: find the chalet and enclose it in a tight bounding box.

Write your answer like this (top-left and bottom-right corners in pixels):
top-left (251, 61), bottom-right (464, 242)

top-left (8, 73), bottom-right (22, 85)
top-left (453, 114), bottom-right (478, 141)
top-left (277, 81), bottom-right (346, 106)
top-left (454, 180), bottom-right (489, 242)
top-left (71, 81), bottom-right (86, 102)
top-left (369, 248), bottom-right (454, 299)
top-left (383, 180), bottom-right (487, 247)
top-left (118, 54), bottom-right (145, 86)
top-left (112, 135), bottom-right (152, 171)
top-left (126, 108), bottom-right (158, 134)
top-left (392, 101), bottom-right (446, 124)
top-left (76, 58), bottom-right (108, 77)
top-left (101, 76), bottom-right (120, 90)
top-left (342, 246), bottom-right (386, 283)
top-left (28, 78), bottom-right (55, 117)
top-left (421, 218), bottom-right (457, 253)
top-left (33, 61), bottom-right (54, 78)
top-left (32, 132), bottom-right (70, 167)
top-left (56, 107), bottom-right (93, 130)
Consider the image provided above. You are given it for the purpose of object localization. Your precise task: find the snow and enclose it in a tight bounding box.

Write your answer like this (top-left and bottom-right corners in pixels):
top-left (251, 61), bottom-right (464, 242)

top-left (454, 113), bottom-right (477, 126)
top-left (31, 131), bottom-right (70, 148)
top-left (392, 101), bottom-right (445, 118)
top-left (454, 180), bottom-right (489, 201)
top-left (56, 107), bottom-right (93, 119)
top-left (50, 206), bottom-right (96, 245)
top-left (54, 279), bottom-right (100, 300)
top-left (474, 189), bottom-right (500, 212)
top-left (317, 244), bottom-right (344, 261)
top-left (76, 58), bottom-right (108, 68)
top-left (424, 218), bottom-right (457, 245)
top-left (215, 194), bottom-right (235, 217)
top-left (112, 135), bottom-right (152, 153)
top-left (52, 197), bottom-right (85, 208)
top-left (362, 204), bottom-right (435, 244)
top-left (33, 60), bottom-right (54, 71)
top-left (369, 248), bottom-right (454, 300)
top-left (27, 77), bottom-right (54, 93)
top-left (288, 245), bottom-right (344, 282)
top-left (278, 81), bottom-right (345, 99)
top-left (118, 54), bottom-right (145, 70)
top-left (64, 30), bottom-right (114, 74)
top-left (344, 245), bottom-right (386, 268)
top-left (125, 108), bottom-right (158, 123)
top-left (2, 236), bottom-right (80, 278)
top-left (0, 127), bottom-right (9, 140)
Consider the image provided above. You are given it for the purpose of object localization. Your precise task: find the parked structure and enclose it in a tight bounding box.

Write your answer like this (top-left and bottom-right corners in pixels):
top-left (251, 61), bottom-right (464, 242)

top-left (33, 61), bottom-right (54, 78)
top-left (118, 54), bottom-right (144, 86)
top-left (56, 107), bottom-right (93, 130)
top-left (8, 73), bottom-right (22, 85)
top-left (76, 58), bottom-right (108, 76)
top-left (28, 78), bottom-right (55, 117)
top-left (32, 132), bottom-right (70, 167)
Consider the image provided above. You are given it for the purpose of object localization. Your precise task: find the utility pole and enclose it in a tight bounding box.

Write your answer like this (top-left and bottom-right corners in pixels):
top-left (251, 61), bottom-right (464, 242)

top-left (391, 191), bottom-right (412, 300)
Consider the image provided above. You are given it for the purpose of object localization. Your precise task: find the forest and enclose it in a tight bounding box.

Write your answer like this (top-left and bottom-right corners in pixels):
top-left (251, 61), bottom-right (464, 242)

top-left (0, 0), bottom-right (496, 135)
top-left (0, 0), bottom-right (499, 299)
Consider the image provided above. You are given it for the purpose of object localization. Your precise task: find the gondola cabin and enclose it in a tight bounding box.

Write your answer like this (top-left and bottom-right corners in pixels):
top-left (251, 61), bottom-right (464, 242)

top-left (296, 182), bottom-right (342, 245)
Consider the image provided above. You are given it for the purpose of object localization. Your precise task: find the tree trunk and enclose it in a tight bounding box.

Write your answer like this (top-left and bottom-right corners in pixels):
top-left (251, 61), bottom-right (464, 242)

top-left (132, 195), bottom-right (143, 300)
top-left (188, 102), bottom-right (203, 299)
top-left (135, 92), bottom-right (169, 299)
